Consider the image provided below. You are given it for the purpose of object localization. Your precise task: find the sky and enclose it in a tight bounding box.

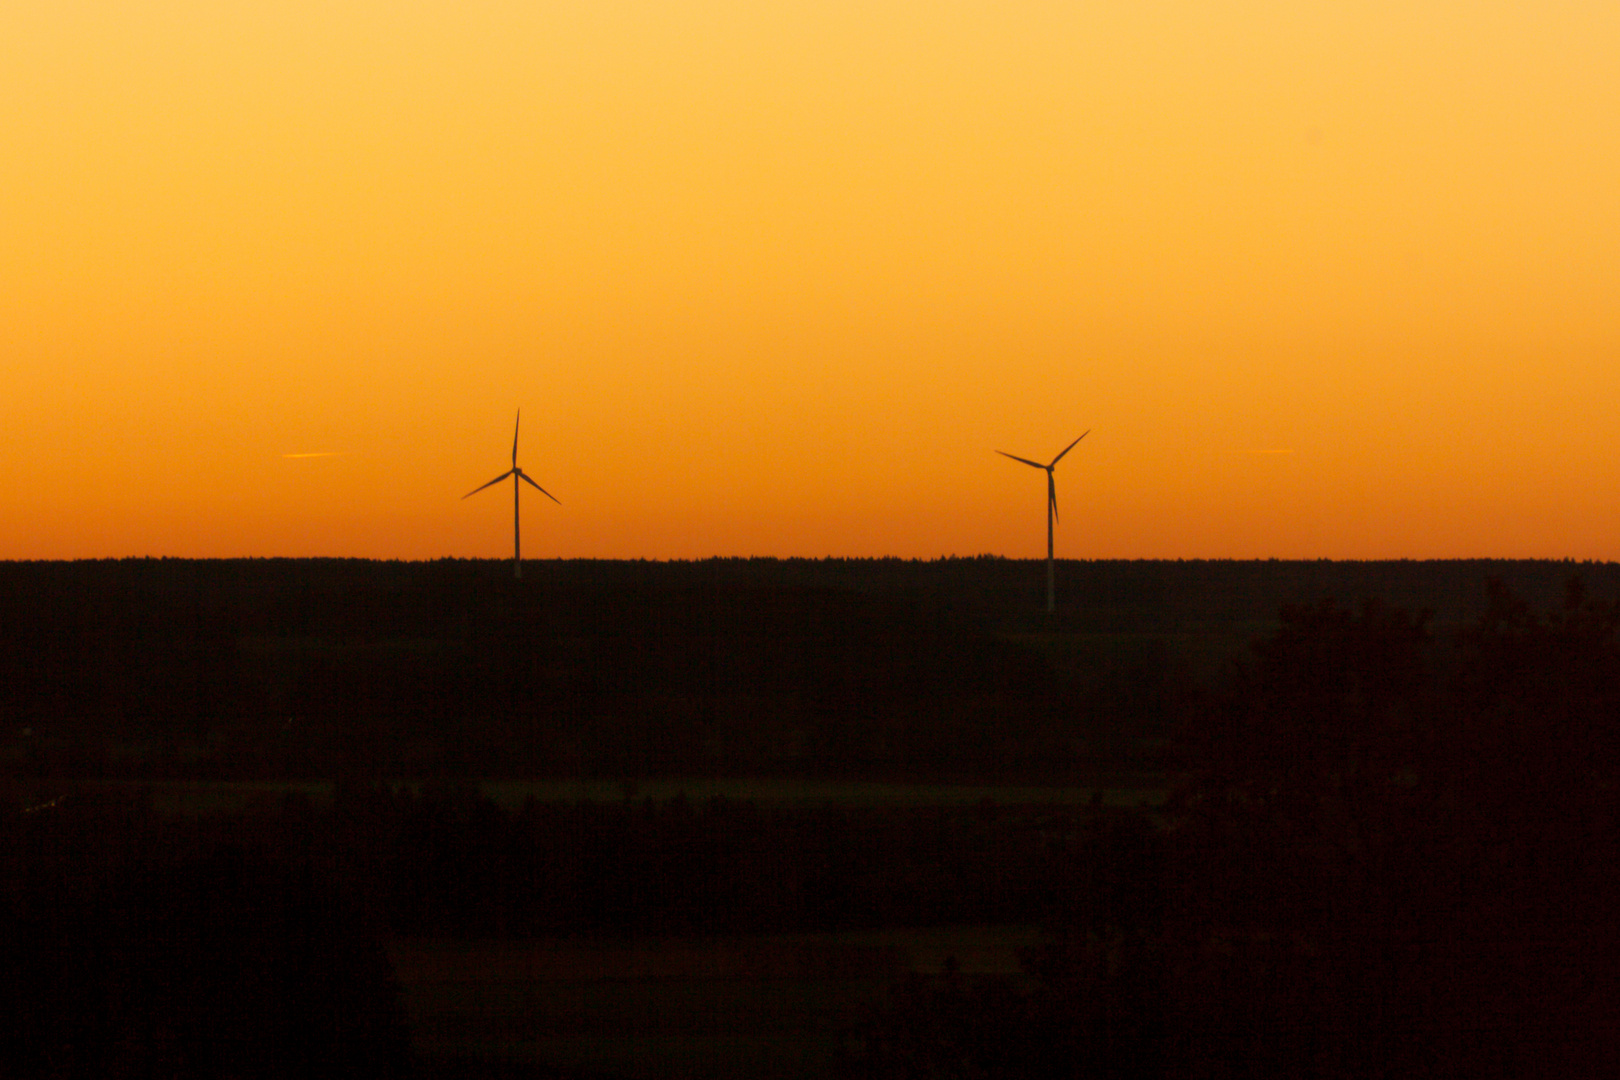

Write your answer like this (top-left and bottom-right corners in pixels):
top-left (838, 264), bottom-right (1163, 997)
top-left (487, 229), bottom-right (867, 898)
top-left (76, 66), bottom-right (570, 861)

top-left (3, 1), bottom-right (1618, 561)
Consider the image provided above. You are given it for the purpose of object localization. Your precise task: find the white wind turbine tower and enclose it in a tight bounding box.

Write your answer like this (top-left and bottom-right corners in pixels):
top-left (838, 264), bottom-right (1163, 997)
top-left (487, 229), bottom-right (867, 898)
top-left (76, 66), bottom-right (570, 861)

top-left (463, 410), bottom-right (559, 579)
top-left (997, 431), bottom-right (1088, 612)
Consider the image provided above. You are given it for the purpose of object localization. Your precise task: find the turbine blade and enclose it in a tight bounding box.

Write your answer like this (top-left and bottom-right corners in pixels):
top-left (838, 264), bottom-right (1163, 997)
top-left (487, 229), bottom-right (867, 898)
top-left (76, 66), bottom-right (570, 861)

top-left (519, 471), bottom-right (560, 504)
top-left (463, 470), bottom-right (514, 499)
top-left (512, 410), bottom-right (521, 467)
top-left (1049, 474), bottom-right (1059, 524)
top-left (997, 451), bottom-right (1048, 470)
top-left (1049, 430), bottom-right (1089, 467)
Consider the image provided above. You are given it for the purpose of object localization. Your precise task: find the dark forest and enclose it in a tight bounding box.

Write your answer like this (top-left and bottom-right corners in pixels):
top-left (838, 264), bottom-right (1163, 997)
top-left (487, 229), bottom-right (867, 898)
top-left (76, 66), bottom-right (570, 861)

top-left (3, 558), bottom-right (1617, 1077)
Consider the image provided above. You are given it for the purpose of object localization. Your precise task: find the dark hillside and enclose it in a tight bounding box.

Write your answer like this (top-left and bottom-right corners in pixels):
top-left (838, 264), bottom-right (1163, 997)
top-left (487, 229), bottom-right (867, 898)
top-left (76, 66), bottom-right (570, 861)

top-left (0, 559), bottom-right (1066, 781)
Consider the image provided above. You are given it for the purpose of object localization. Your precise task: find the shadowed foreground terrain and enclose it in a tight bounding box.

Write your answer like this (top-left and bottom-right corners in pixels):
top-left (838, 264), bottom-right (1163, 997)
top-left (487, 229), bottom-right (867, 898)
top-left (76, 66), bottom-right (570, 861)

top-left (3, 558), bottom-right (1619, 1076)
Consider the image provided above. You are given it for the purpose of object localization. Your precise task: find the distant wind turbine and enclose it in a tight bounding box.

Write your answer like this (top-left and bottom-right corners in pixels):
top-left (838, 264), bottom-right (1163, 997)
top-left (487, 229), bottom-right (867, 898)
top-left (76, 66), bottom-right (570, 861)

top-left (998, 431), bottom-right (1088, 612)
top-left (464, 410), bottom-right (559, 579)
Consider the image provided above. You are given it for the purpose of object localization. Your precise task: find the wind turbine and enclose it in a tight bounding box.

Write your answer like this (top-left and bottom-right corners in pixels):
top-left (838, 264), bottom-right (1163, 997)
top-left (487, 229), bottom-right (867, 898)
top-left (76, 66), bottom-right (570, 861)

top-left (998, 431), bottom-right (1088, 612)
top-left (463, 410), bottom-right (559, 579)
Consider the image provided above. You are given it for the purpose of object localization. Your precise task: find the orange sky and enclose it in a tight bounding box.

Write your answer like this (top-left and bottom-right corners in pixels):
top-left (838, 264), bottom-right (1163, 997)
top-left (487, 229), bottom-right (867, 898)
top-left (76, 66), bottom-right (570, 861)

top-left (3, 1), bottom-right (1618, 560)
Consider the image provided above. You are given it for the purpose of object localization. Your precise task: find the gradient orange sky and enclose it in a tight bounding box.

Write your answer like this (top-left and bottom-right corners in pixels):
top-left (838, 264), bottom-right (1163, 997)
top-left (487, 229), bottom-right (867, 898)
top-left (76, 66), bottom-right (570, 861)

top-left (4, 2), bottom-right (1618, 560)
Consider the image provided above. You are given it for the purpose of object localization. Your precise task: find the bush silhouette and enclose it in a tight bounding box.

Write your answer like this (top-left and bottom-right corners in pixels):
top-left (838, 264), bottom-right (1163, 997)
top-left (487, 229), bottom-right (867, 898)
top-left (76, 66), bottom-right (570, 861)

top-left (4, 836), bottom-right (409, 1079)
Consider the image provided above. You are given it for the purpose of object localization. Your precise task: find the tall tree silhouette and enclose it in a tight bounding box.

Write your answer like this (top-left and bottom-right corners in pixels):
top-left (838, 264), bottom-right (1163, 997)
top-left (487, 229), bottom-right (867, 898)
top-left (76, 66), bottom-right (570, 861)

top-left (1168, 584), bottom-right (1620, 1077)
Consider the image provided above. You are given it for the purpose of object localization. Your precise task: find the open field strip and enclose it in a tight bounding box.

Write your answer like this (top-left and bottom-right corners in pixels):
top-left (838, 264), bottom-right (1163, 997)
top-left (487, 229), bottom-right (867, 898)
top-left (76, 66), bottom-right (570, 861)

top-left (475, 776), bottom-right (1167, 809)
top-left (56, 775), bottom-right (1166, 814)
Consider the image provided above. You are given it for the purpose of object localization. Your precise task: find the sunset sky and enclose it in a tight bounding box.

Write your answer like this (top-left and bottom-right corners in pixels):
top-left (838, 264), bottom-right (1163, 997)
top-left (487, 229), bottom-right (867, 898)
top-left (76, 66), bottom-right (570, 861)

top-left (4, 1), bottom-right (1617, 560)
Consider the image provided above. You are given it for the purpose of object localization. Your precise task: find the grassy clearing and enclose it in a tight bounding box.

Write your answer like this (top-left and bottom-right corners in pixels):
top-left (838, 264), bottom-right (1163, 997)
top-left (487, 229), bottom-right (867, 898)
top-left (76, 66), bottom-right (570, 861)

top-left (391, 926), bottom-right (1040, 1080)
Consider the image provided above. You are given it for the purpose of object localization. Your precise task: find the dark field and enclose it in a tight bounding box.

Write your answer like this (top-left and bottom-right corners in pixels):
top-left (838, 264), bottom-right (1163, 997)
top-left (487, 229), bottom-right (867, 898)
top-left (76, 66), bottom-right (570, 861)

top-left (4, 557), bottom-right (1619, 1077)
